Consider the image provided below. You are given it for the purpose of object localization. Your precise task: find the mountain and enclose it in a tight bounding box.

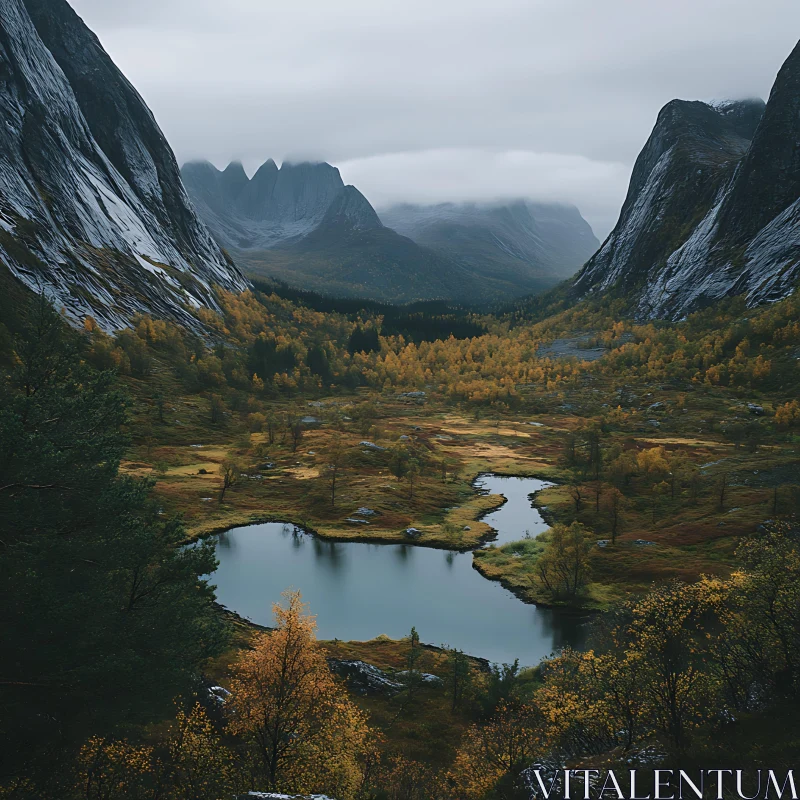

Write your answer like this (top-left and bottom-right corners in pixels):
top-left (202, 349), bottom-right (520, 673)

top-left (575, 39), bottom-right (800, 318)
top-left (0, 0), bottom-right (247, 331)
top-left (183, 160), bottom-right (600, 305)
top-left (380, 200), bottom-right (599, 295)
top-left (181, 159), bottom-right (359, 250)
top-left (182, 159), bottom-right (503, 304)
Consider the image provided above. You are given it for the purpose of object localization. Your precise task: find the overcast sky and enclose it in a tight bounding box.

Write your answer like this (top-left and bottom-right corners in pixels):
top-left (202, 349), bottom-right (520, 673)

top-left (70, 0), bottom-right (800, 238)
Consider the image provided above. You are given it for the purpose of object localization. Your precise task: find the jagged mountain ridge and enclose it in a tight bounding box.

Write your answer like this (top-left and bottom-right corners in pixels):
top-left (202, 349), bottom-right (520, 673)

top-left (0, 0), bottom-right (247, 331)
top-left (183, 159), bottom-right (500, 304)
top-left (380, 200), bottom-right (599, 295)
top-left (183, 160), bottom-right (600, 304)
top-left (575, 38), bottom-right (800, 319)
top-left (181, 159), bottom-right (365, 250)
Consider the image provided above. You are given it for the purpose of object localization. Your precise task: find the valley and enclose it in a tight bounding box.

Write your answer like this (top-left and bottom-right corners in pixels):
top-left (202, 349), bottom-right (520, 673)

top-left (1, 0), bottom-right (800, 796)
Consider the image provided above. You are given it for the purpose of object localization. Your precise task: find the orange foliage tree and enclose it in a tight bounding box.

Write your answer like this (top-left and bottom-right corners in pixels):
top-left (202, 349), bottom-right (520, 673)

top-left (226, 590), bottom-right (373, 798)
top-left (448, 703), bottom-right (544, 799)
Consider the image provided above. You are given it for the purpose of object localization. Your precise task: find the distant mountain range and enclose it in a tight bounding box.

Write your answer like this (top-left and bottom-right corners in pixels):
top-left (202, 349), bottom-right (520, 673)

top-left (2, 0), bottom-right (797, 326)
top-left (182, 160), bottom-right (598, 305)
top-left (380, 201), bottom-right (598, 295)
top-left (0, 0), bottom-right (246, 330)
top-left (574, 38), bottom-right (800, 318)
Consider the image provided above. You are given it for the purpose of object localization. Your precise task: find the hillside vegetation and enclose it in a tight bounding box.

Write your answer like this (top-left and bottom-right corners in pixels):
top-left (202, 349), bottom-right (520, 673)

top-left (1, 270), bottom-right (799, 797)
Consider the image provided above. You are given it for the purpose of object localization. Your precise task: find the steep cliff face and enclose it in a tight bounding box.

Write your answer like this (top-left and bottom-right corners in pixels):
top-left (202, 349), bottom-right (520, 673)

top-left (380, 200), bottom-right (598, 295)
top-left (716, 42), bottom-right (800, 245)
top-left (573, 99), bottom-right (764, 314)
top-left (575, 42), bottom-right (800, 319)
top-left (0, 0), bottom-right (246, 330)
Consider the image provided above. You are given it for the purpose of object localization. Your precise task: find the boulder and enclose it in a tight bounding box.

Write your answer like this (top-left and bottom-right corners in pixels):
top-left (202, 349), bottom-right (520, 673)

top-left (327, 659), bottom-right (403, 695)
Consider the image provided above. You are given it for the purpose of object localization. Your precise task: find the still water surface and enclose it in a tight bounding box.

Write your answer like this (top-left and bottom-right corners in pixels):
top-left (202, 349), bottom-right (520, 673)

top-left (210, 475), bottom-right (587, 666)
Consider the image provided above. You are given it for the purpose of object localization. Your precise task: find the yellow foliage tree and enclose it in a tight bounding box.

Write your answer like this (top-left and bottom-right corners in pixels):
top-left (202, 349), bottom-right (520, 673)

top-left (76, 736), bottom-right (156, 800)
top-left (625, 581), bottom-right (716, 749)
top-left (535, 648), bottom-right (647, 755)
top-left (775, 400), bottom-right (800, 428)
top-left (167, 702), bottom-right (239, 799)
top-left (636, 446), bottom-right (670, 478)
top-left (227, 591), bottom-right (373, 799)
top-left (448, 704), bottom-right (543, 799)
top-left (536, 522), bottom-right (592, 599)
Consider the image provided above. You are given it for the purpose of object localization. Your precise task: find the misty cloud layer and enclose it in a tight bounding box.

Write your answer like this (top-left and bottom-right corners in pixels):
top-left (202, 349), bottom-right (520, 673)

top-left (70, 0), bottom-right (800, 237)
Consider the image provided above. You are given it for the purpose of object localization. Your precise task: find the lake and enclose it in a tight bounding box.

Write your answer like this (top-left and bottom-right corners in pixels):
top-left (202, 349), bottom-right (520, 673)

top-left (209, 475), bottom-right (588, 666)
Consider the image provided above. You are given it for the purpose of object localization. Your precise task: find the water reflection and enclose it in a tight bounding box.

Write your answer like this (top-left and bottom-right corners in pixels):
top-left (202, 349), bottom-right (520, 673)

top-left (210, 475), bottom-right (588, 666)
top-left (312, 538), bottom-right (346, 573)
top-left (216, 531), bottom-right (234, 550)
top-left (393, 544), bottom-right (412, 564)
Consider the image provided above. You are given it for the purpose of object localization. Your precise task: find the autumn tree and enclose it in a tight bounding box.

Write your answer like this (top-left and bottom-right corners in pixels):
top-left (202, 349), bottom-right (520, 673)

top-left (536, 522), bottom-right (592, 599)
top-left (377, 756), bottom-right (439, 800)
top-left (637, 446), bottom-right (670, 482)
top-left (625, 581), bottom-right (715, 750)
top-left (407, 456), bottom-right (421, 501)
top-left (717, 472), bottom-right (729, 511)
top-left (167, 703), bottom-right (240, 798)
top-left (219, 460), bottom-right (239, 504)
top-left (265, 411), bottom-right (278, 445)
top-left (562, 432), bottom-right (577, 466)
top-left (567, 482), bottom-right (584, 515)
top-left (227, 591), bottom-right (372, 798)
top-left (209, 393), bottom-right (225, 424)
top-left (592, 480), bottom-right (603, 513)
top-left (153, 390), bottom-right (166, 423)
top-left (389, 444), bottom-right (410, 481)
top-left (77, 737), bottom-right (157, 800)
top-left (604, 487), bottom-right (624, 544)
top-left (449, 704), bottom-right (543, 799)
top-left (650, 480), bottom-right (671, 524)
top-left (440, 457), bottom-right (451, 484)
top-left (289, 418), bottom-right (304, 452)
top-left (586, 426), bottom-right (603, 479)
top-left (606, 450), bottom-right (638, 489)
top-left (535, 648), bottom-right (646, 755)
top-left (707, 521), bottom-right (800, 704)
top-left (775, 400), bottom-right (800, 428)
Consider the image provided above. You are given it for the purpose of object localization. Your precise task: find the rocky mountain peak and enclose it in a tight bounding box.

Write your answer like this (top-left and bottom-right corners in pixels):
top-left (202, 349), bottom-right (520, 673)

top-left (320, 185), bottom-right (383, 232)
top-left (715, 43), bottom-right (800, 244)
top-left (712, 98), bottom-right (768, 139)
top-left (574, 38), bottom-right (800, 319)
